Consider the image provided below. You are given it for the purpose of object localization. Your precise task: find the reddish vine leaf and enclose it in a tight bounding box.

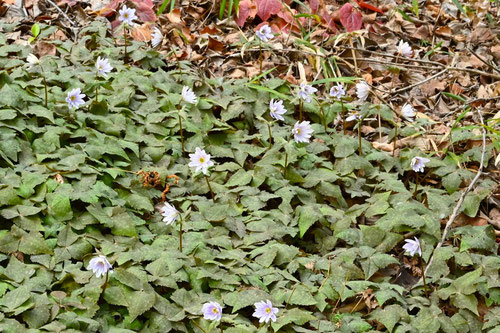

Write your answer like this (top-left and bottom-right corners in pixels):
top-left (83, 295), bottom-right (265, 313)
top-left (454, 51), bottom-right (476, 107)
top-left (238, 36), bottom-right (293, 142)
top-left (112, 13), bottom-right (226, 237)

top-left (135, 2), bottom-right (156, 21)
top-left (255, 0), bottom-right (282, 22)
top-left (308, 0), bottom-right (320, 14)
top-left (339, 3), bottom-right (362, 32)
top-left (235, 0), bottom-right (257, 27)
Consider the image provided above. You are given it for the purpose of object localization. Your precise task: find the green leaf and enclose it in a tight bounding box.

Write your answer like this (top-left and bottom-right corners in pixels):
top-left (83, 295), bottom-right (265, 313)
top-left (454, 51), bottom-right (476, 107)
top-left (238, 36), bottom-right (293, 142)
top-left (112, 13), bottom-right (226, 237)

top-left (31, 23), bottom-right (40, 37)
top-left (297, 205), bottom-right (321, 237)
top-left (46, 193), bottom-right (73, 222)
top-left (128, 290), bottom-right (156, 321)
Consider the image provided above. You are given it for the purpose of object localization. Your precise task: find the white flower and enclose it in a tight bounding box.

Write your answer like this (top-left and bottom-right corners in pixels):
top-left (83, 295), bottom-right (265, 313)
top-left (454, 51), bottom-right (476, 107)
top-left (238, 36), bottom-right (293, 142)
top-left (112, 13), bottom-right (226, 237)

top-left (269, 99), bottom-right (287, 121)
top-left (411, 156), bottom-right (430, 173)
top-left (297, 82), bottom-right (317, 103)
top-left (396, 40), bottom-right (413, 57)
top-left (345, 111), bottom-right (360, 122)
top-left (329, 84), bottom-right (345, 100)
top-left (256, 24), bottom-right (274, 42)
top-left (189, 147), bottom-right (214, 175)
top-left (160, 202), bottom-right (179, 226)
top-left (253, 300), bottom-right (278, 323)
top-left (151, 27), bottom-right (163, 48)
top-left (356, 81), bottom-right (370, 101)
top-left (403, 237), bottom-right (422, 257)
top-left (202, 301), bottom-right (223, 321)
top-left (401, 103), bottom-right (415, 122)
top-left (95, 56), bottom-right (113, 77)
top-left (292, 121), bottom-right (313, 143)
top-left (87, 255), bottom-right (113, 278)
top-left (66, 88), bottom-right (86, 109)
top-left (118, 5), bottom-right (137, 25)
top-left (181, 86), bottom-right (197, 104)
top-left (26, 53), bottom-right (39, 68)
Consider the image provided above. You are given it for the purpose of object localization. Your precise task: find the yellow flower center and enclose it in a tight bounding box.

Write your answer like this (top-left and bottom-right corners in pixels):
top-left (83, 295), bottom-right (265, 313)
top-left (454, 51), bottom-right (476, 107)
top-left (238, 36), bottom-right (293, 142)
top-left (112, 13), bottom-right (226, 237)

top-left (199, 157), bottom-right (205, 163)
top-left (70, 96), bottom-right (76, 101)
top-left (124, 13), bottom-right (129, 18)
top-left (296, 128), bottom-right (301, 134)
top-left (265, 307), bottom-right (271, 314)
top-left (212, 308), bottom-right (219, 314)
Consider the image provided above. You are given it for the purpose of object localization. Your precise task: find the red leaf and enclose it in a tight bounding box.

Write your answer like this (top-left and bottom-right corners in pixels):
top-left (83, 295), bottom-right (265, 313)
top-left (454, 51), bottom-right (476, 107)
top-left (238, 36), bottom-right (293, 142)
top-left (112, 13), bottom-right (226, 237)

top-left (235, 0), bottom-right (257, 27)
top-left (339, 3), bottom-right (362, 32)
top-left (255, 0), bottom-right (282, 22)
top-left (136, 3), bottom-right (157, 21)
top-left (131, 0), bottom-right (153, 8)
top-left (309, 0), bottom-right (320, 13)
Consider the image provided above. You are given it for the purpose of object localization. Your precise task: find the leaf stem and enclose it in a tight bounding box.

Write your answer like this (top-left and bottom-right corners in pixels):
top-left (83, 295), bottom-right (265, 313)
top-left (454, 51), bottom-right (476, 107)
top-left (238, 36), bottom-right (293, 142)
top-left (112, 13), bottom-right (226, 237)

top-left (340, 99), bottom-right (346, 134)
top-left (420, 256), bottom-right (428, 298)
top-left (266, 120), bottom-right (273, 147)
top-left (358, 120), bottom-right (362, 156)
top-left (124, 25), bottom-right (128, 63)
top-left (283, 152), bottom-right (288, 177)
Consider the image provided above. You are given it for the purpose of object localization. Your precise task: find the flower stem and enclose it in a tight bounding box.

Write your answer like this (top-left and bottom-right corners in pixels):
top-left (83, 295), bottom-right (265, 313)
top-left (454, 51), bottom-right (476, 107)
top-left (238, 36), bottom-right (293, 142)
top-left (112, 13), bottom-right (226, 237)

top-left (283, 152), bottom-right (288, 177)
top-left (340, 99), bottom-right (346, 134)
top-left (95, 72), bottom-right (99, 102)
top-left (358, 120), bottom-right (362, 156)
top-left (123, 25), bottom-right (128, 63)
top-left (420, 257), bottom-right (429, 298)
top-left (205, 175), bottom-right (215, 203)
top-left (177, 104), bottom-right (185, 156)
top-left (378, 106), bottom-right (382, 140)
top-left (319, 102), bottom-right (327, 132)
top-left (259, 41), bottom-right (263, 78)
top-left (299, 100), bottom-right (303, 122)
top-left (179, 215), bottom-right (183, 253)
top-left (393, 121), bottom-right (398, 157)
top-left (266, 120), bottom-right (273, 147)
top-left (101, 270), bottom-right (109, 295)
top-left (39, 65), bottom-right (48, 108)
top-left (413, 173), bottom-right (420, 197)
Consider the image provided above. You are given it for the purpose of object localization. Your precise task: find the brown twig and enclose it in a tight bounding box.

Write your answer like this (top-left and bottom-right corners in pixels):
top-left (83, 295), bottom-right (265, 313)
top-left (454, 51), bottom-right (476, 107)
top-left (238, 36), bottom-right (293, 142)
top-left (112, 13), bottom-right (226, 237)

top-left (392, 68), bottom-right (448, 94)
top-left (467, 47), bottom-right (500, 75)
top-left (423, 108), bottom-right (487, 277)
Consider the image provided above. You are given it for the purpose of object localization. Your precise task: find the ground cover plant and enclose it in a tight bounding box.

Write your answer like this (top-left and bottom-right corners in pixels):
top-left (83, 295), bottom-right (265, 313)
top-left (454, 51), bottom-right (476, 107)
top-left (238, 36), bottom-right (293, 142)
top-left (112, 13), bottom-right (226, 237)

top-left (0, 0), bottom-right (499, 332)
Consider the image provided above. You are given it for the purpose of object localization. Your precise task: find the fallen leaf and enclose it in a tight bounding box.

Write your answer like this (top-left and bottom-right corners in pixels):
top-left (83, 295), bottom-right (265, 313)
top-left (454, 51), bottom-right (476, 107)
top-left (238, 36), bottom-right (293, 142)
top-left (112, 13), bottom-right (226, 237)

top-left (166, 8), bottom-right (182, 24)
top-left (208, 37), bottom-right (224, 52)
top-left (135, 2), bottom-right (156, 22)
top-left (339, 3), bottom-right (362, 32)
top-left (255, 0), bottom-right (282, 22)
top-left (235, 0), bottom-right (257, 27)
top-left (469, 27), bottom-right (495, 45)
top-left (421, 78), bottom-right (446, 96)
top-left (34, 41), bottom-right (56, 57)
top-left (131, 24), bottom-right (151, 41)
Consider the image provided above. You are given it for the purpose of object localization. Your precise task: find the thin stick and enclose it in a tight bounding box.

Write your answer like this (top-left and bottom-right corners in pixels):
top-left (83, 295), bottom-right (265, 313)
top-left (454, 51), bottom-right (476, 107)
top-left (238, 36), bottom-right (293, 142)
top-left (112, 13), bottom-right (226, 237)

top-left (177, 104), bottom-right (185, 156)
top-left (45, 0), bottom-right (77, 27)
top-left (39, 65), bottom-right (48, 108)
top-left (205, 175), bottom-right (215, 203)
top-left (392, 121), bottom-right (398, 157)
top-left (423, 109), bottom-right (487, 276)
top-left (393, 68), bottom-right (448, 94)
top-left (285, 285), bottom-right (298, 309)
top-left (467, 47), bottom-right (500, 75)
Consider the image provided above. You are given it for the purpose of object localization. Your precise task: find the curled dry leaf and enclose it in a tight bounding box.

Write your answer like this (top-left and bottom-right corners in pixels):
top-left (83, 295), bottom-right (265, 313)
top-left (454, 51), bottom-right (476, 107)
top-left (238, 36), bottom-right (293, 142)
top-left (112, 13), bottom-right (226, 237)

top-left (131, 23), bottom-right (151, 42)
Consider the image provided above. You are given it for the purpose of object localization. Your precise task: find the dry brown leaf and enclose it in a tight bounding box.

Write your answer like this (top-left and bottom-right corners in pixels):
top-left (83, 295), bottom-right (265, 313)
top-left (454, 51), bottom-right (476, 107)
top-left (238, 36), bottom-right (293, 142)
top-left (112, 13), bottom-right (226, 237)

top-left (131, 24), bottom-right (151, 42)
top-left (421, 79), bottom-right (446, 96)
top-left (166, 8), bottom-right (183, 24)
top-left (34, 41), bottom-right (56, 57)
top-left (469, 27), bottom-right (495, 45)
top-left (489, 208), bottom-right (500, 229)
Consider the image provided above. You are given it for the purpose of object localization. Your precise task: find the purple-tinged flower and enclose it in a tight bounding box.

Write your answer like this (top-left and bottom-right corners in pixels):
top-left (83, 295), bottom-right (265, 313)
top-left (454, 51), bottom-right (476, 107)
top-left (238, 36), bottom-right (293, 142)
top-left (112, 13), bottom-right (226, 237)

top-left (292, 121), bottom-right (313, 143)
top-left (329, 84), bottom-right (345, 100)
top-left (87, 255), bottom-right (113, 278)
top-left (202, 301), bottom-right (223, 321)
top-left (402, 103), bottom-right (415, 122)
top-left (297, 82), bottom-right (317, 103)
top-left (396, 40), bottom-right (413, 57)
top-left (66, 88), bottom-right (86, 109)
top-left (253, 300), bottom-right (278, 323)
top-left (96, 56), bottom-right (113, 77)
top-left (151, 27), bottom-right (163, 48)
top-left (160, 202), bottom-right (179, 225)
top-left (411, 156), bottom-right (430, 173)
top-left (269, 99), bottom-right (287, 121)
top-left (256, 24), bottom-right (274, 42)
top-left (403, 237), bottom-right (422, 257)
top-left (181, 86), bottom-right (197, 104)
top-left (345, 111), bottom-right (360, 122)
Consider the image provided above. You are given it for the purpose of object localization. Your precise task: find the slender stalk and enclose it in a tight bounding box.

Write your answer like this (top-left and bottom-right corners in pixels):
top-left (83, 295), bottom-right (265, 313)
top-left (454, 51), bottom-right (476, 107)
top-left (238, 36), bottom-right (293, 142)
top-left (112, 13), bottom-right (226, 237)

top-left (266, 121), bottom-right (273, 147)
top-left (420, 257), bottom-right (429, 298)
top-left (95, 72), bottom-right (99, 102)
top-left (319, 102), bottom-right (327, 132)
top-left (393, 121), bottom-right (398, 157)
top-left (123, 25), bottom-right (128, 63)
top-left (378, 107), bottom-right (382, 140)
top-left (358, 120), bottom-right (362, 156)
top-left (191, 320), bottom-right (208, 333)
top-left (101, 270), bottom-right (109, 295)
top-left (413, 173), bottom-right (420, 197)
top-left (283, 152), bottom-right (288, 177)
top-left (299, 100), bottom-right (303, 121)
top-left (205, 175), bottom-right (215, 203)
top-left (259, 41), bottom-right (263, 77)
top-left (340, 99), bottom-right (346, 134)
top-left (177, 104), bottom-right (185, 156)
top-left (39, 65), bottom-right (48, 107)
top-left (179, 215), bottom-right (183, 252)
